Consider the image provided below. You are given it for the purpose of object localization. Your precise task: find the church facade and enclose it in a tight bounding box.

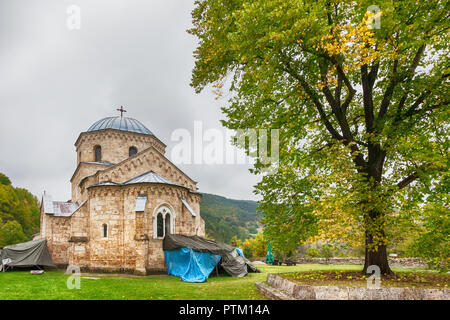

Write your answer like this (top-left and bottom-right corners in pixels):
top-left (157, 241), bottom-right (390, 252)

top-left (36, 115), bottom-right (205, 274)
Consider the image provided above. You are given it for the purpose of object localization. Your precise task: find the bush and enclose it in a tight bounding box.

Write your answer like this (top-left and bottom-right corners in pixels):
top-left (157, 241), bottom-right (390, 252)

top-left (305, 247), bottom-right (320, 258)
top-left (242, 239), bottom-right (254, 258)
top-left (0, 220), bottom-right (27, 248)
top-left (319, 244), bottom-right (334, 258)
top-left (407, 205), bottom-right (449, 272)
top-left (273, 250), bottom-right (288, 260)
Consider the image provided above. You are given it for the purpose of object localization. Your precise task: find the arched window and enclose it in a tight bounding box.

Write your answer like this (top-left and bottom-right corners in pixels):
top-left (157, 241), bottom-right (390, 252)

top-left (102, 223), bottom-right (108, 238)
top-left (94, 145), bottom-right (102, 162)
top-left (129, 146), bottom-right (138, 157)
top-left (153, 204), bottom-right (175, 239)
top-left (165, 214), bottom-right (171, 236)
top-left (157, 213), bottom-right (164, 238)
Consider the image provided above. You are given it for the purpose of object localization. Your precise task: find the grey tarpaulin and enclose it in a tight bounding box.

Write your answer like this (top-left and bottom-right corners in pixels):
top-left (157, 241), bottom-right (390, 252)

top-left (163, 234), bottom-right (259, 277)
top-left (0, 238), bottom-right (55, 270)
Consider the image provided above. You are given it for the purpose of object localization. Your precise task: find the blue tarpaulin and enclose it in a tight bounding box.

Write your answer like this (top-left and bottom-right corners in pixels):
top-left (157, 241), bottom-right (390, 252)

top-left (163, 234), bottom-right (259, 282)
top-left (164, 247), bottom-right (222, 283)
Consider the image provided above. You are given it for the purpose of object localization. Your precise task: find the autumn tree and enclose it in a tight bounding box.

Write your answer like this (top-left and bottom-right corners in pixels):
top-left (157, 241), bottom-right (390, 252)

top-left (239, 233), bottom-right (268, 259)
top-left (0, 220), bottom-right (27, 248)
top-left (0, 172), bottom-right (40, 246)
top-left (189, 0), bottom-right (449, 273)
top-left (407, 181), bottom-right (449, 271)
top-left (0, 173), bottom-right (11, 186)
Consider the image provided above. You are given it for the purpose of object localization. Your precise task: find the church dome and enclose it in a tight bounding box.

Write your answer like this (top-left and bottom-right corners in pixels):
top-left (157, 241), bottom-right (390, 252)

top-left (87, 116), bottom-right (153, 135)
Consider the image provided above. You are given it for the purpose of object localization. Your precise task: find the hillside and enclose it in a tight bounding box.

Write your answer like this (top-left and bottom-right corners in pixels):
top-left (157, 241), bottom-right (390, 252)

top-left (0, 172), bottom-right (40, 248)
top-left (200, 193), bottom-right (261, 243)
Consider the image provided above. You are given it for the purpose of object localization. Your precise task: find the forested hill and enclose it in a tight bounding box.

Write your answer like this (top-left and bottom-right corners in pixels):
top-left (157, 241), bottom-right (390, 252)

top-left (200, 193), bottom-right (261, 243)
top-left (0, 172), bottom-right (40, 248)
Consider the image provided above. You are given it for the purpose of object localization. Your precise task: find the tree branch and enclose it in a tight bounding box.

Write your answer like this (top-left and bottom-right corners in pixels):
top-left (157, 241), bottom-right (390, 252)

top-left (361, 64), bottom-right (375, 133)
top-left (397, 173), bottom-right (418, 189)
top-left (335, 72), bottom-right (342, 106)
top-left (329, 56), bottom-right (356, 96)
top-left (378, 44), bottom-right (425, 121)
top-left (377, 59), bottom-right (399, 121)
top-left (281, 61), bottom-right (343, 141)
top-left (320, 61), bottom-right (355, 141)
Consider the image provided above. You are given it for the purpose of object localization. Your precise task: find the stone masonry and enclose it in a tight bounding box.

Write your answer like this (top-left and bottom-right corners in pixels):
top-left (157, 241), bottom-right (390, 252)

top-left (256, 274), bottom-right (450, 300)
top-left (36, 116), bottom-right (205, 275)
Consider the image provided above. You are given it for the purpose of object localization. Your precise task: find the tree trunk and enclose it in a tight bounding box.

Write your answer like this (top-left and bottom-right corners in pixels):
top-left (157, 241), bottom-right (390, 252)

top-left (362, 229), bottom-right (393, 275)
top-left (360, 150), bottom-right (392, 275)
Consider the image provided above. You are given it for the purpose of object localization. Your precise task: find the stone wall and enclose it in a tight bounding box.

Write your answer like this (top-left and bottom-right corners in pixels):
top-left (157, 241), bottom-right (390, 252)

top-left (72, 129), bottom-right (166, 204)
top-left (45, 216), bottom-right (71, 266)
top-left (71, 162), bottom-right (111, 203)
top-left (291, 257), bottom-right (428, 268)
top-left (39, 204), bottom-right (71, 266)
top-left (75, 129), bottom-right (166, 165)
top-left (260, 274), bottom-right (450, 300)
top-left (71, 129), bottom-right (198, 205)
top-left (66, 183), bottom-right (204, 275)
top-left (85, 186), bottom-right (133, 271)
top-left (96, 146), bottom-right (198, 191)
top-left (68, 199), bottom-right (90, 268)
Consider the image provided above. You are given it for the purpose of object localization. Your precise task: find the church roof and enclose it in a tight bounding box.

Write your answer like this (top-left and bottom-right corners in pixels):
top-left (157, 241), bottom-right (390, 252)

top-left (93, 181), bottom-right (120, 186)
top-left (88, 171), bottom-right (180, 189)
top-left (123, 170), bottom-right (178, 186)
top-left (180, 198), bottom-right (197, 217)
top-left (42, 194), bottom-right (81, 217)
top-left (87, 116), bottom-right (154, 136)
top-left (80, 161), bottom-right (115, 166)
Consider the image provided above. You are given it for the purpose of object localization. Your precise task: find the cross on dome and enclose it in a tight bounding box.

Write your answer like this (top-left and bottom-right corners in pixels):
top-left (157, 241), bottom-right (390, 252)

top-left (116, 106), bottom-right (127, 118)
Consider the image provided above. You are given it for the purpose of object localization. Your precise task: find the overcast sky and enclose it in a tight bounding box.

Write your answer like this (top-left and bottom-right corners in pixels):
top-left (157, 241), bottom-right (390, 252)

top-left (0, 0), bottom-right (261, 202)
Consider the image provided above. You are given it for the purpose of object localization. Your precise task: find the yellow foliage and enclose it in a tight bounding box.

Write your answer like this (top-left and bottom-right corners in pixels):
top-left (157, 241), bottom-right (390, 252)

top-left (317, 17), bottom-right (380, 72)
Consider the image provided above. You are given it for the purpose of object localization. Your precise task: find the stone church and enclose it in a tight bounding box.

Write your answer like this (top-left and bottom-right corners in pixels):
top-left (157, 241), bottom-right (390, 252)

top-left (35, 112), bottom-right (205, 274)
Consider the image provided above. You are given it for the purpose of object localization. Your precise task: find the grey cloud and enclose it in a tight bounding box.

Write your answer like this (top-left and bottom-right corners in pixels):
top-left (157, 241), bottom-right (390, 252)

top-left (0, 0), bottom-right (261, 202)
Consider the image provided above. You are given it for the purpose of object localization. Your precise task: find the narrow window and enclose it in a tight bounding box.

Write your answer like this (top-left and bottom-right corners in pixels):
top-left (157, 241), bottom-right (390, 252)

top-left (129, 146), bottom-right (137, 157)
top-left (102, 223), bottom-right (108, 238)
top-left (157, 213), bottom-right (164, 238)
top-left (165, 214), bottom-right (171, 235)
top-left (94, 145), bottom-right (102, 162)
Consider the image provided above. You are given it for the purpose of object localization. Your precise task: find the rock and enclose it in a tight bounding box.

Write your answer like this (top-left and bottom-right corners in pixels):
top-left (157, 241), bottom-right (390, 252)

top-left (30, 270), bottom-right (44, 275)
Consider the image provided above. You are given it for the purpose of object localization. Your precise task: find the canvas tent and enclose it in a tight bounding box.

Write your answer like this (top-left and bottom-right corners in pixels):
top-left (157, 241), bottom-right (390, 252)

top-left (0, 238), bottom-right (55, 271)
top-left (163, 234), bottom-right (259, 283)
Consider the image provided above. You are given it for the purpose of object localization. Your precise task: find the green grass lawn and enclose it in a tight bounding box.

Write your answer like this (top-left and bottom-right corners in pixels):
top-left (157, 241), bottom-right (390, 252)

top-left (0, 264), bottom-right (426, 300)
